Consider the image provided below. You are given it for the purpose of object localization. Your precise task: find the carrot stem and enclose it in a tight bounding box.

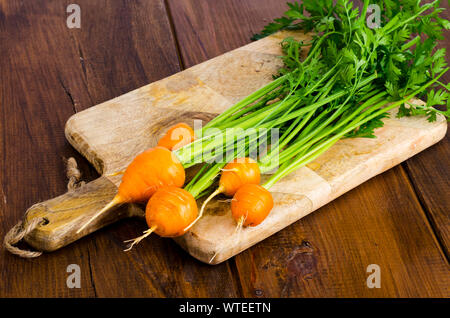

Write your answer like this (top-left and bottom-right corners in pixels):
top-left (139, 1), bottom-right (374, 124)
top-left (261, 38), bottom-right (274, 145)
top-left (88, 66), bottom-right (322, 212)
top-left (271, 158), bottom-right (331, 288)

top-left (76, 195), bottom-right (122, 234)
top-left (184, 186), bottom-right (224, 232)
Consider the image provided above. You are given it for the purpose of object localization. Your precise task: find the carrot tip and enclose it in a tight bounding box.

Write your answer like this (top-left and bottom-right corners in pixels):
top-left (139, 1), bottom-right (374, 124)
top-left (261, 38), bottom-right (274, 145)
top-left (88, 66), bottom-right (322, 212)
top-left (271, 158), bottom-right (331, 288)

top-left (105, 170), bottom-right (125, 177)
top-left (123, 226), bottom-right (157, 252)
top-left (217, 199), bottom-right (233, 203)
top-left (209, 215), bottom-right (246, 264)
top-left (76, 195), bottom-right (122, 234)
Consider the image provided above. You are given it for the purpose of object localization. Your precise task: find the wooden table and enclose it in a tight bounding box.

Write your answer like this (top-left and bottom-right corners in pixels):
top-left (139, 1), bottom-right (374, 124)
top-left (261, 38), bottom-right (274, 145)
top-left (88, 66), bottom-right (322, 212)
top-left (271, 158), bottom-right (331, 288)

top-left (1, 0), bottom-right (448, 298)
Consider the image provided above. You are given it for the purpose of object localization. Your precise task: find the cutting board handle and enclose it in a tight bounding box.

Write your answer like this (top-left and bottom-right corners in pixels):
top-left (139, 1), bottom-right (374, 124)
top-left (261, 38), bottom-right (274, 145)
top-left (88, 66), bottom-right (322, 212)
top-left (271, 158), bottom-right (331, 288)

top-left (17, 176), bottom-right (143, 253)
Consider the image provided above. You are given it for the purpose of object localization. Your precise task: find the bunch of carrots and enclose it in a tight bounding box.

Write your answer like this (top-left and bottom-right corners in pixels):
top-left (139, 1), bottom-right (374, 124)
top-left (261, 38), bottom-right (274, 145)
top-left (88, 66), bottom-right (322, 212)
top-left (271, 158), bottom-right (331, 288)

top-left (78, 0), bottom-right (450, 254)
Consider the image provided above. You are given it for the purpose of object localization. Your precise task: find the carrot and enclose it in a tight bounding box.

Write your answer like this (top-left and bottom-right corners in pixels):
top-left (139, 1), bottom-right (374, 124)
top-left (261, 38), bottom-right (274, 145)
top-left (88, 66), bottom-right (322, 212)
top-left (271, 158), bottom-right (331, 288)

top-left (77, 146), bottom-right (185, 234)
top-left (157, 122), bottom-right (195, 151)
top-left (184, 157), bottom-right (260, 231)
top-left (209, 183), bottom-right (273, 263)
top-left (219, 157), bottom-right (261, 196)
top-left (124, 186), bottom-right (198, 251)
top-left (103, 123), bottom-right (194, 177)
top-left (231, 184), bottom-right (273, 227)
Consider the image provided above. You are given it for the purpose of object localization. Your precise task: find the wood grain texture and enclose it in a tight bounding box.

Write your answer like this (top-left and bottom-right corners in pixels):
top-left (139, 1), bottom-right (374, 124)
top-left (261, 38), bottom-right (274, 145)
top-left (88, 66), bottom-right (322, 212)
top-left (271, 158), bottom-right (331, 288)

top-left (166, 0), bottom-right (291, 66)
top-left (23, 176), bottom-right (140, 252)
top-left (401, 1), bottom-right (450, 256)
top-left (0, 0), bottom-right (97, 297)
top-left (404, 133), bottom-right (450, 258)
top-left (168, 0), bottom-right (450, 296)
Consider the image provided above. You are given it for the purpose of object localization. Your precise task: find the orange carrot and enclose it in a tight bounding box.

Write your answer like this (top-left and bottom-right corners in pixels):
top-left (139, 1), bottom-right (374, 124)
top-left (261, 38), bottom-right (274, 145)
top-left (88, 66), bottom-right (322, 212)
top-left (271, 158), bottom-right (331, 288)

top-left (219, 157), bottom-right (261, 196)
top-left (124, 186), bottom-right (198, 250)
top-left (157, 122), bottom-right (195, 151)
top-left (231, 184), bottom-right (273, 227)
top-left (184, 157), bottom-right (260, 231)
top-left (209, 183), bottom-right (273, 263)
top-left (77, 147), bottom-right (185, 234)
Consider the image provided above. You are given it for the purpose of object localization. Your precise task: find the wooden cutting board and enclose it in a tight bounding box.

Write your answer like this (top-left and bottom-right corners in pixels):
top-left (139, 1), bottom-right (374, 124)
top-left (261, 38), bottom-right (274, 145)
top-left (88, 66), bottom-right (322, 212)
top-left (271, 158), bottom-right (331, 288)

top-left (22, 31), bottom-right (447, 264)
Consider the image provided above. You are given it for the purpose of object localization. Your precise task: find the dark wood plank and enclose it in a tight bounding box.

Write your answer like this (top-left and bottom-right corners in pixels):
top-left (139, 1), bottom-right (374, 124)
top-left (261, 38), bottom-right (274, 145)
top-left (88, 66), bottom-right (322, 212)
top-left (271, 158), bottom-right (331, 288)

top-left (403, 133), bottom-right (449, 258)
top-left (82, 219), bottom-right (240, 297)
top-left (0, 0), bottom-right (240, 297)
top-left (168, 0), bottom-right (450, 297)
top-left (60, 0), bottom-right (181, 110)
top-left (0, 0), bottom-right (97, 297)
top-left (401, 1), bottom-right (450, 256)
top-left (166, 0), bottom-right (291, 66)
top-left (234, 167), bottom-right (449, 297)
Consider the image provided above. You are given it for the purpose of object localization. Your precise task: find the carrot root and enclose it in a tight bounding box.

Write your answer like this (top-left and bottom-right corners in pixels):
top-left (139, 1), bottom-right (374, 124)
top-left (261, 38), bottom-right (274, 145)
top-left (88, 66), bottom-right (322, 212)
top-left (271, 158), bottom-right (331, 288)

top-left (209, 215), bottom-right (246, 264)
top-left (105, 170), bottom-right (125, 177)
top-left (76, 195), bottom-right (122, 234)
top-left (235, 215), bottom-right (246, 233)
top-left (217, 199), bottom-right (233, 203)
top-left (123, 225), bottom-right (157, 252)
top-left (220, 168), bottom-right (239, 172)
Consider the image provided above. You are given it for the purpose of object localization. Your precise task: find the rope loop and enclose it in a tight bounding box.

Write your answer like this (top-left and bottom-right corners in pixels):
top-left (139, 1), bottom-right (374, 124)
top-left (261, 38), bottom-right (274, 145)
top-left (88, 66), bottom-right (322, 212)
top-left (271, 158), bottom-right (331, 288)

top-left (3, 157), bottom-right (84, 258)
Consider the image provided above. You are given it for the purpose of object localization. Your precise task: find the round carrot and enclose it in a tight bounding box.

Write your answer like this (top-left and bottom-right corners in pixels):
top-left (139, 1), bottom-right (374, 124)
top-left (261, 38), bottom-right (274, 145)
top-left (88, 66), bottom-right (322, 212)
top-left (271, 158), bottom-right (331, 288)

top-left (124, 186), bottom-right (198, 250)
top-left (219, 157), bottom-right (261, 196)
top-left (184, 157), bottom-right (260, 231)
top-left (119, 147), bottom-right (185, 202)
top-left (208, 183), bottom-right (273, 263)
top-left (157, 122), bottom-right (195, 151)
top-left (77, 147), bottom-right (185, 234)
top-left (231, 184), bottom-right (273, 227)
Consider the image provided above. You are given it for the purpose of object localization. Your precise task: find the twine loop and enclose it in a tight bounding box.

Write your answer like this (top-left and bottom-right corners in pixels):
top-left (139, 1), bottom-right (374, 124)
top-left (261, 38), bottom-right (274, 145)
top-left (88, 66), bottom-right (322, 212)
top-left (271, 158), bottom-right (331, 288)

top-left (66, 157), bottom-right (85, 191)
top-left (3, 212), bottom-right (45, 258)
